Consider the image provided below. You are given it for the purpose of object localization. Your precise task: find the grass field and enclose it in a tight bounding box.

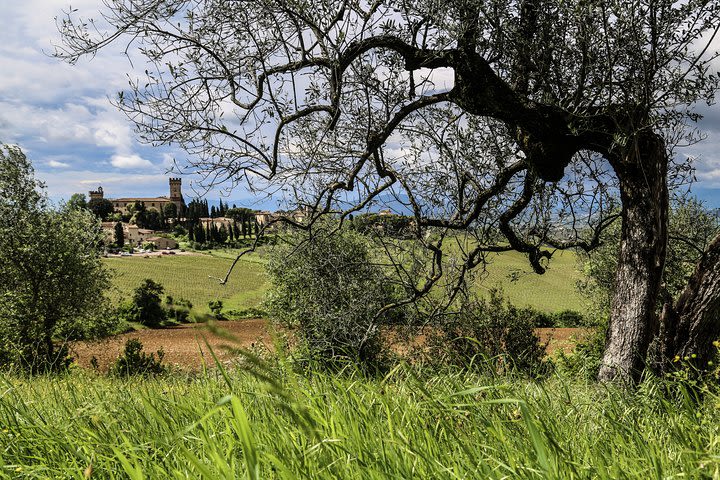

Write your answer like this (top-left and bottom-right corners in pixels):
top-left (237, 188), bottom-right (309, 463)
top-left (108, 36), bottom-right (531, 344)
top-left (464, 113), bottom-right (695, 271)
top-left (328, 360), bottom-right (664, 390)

top-left (1, 365), bottom-right (718, 478)
top-left (103, 254), bottom-right (268, 313)
top-left (476, 249), bottom-right (587, 312)
top-left (104, 247), bottom-right (587, 315)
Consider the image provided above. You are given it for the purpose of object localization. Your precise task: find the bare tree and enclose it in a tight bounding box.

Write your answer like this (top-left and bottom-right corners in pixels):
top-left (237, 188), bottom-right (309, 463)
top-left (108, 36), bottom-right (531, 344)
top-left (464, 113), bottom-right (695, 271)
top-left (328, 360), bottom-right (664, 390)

top-left (56, 0), bottom-right (720, 383)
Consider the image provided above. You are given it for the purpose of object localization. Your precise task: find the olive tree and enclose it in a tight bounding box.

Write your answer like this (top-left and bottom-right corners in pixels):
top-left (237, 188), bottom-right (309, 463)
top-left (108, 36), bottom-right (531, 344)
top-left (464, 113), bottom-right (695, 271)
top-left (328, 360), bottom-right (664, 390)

top-left (0, 145), bottom-right (115, 371)
top-left (266, 228), bottom-right (401, 367)
top-left (55, 0), bottom-right (720, 383)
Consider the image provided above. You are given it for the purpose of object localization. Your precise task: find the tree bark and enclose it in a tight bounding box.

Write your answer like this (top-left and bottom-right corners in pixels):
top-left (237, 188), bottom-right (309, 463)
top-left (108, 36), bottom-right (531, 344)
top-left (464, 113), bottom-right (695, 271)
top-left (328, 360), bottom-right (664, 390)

top-left (658, 232), bottom-right (720, 371)
top-left (598, 132), bottom-right (669, 384)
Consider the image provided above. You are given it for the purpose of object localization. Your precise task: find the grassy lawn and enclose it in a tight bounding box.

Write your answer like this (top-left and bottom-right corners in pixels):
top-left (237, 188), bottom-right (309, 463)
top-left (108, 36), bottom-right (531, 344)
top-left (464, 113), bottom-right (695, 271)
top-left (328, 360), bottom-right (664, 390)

top-left (104, 254), bottom-right (267, 313)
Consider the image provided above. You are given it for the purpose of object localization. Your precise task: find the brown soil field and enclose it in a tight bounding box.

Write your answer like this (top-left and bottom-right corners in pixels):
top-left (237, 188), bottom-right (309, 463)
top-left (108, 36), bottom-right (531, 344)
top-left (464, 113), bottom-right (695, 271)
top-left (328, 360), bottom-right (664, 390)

top-left (70, 319), bottom-right (272, 372)
top-left (71, 320), bottom-right (593, 372)
top-left (537, 327), bottom-right (593, 355)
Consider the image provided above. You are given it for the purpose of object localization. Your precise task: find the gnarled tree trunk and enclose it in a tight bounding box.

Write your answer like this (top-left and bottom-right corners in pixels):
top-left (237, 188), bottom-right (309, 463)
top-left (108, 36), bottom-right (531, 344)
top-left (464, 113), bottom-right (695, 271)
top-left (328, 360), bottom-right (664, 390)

top-left (598, 132), bottom-right (669, 384)
top-left (658, 233), bottom-right (720, 371)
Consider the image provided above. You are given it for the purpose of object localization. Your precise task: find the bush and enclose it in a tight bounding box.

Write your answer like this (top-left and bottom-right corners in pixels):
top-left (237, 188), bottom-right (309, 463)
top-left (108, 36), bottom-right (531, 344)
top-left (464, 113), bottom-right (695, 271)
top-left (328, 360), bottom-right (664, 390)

top-left (555, 327), bottom-right (606, 380)
top-left (115, 300), bottom-right (139, 323)
top-left (525, 308), bottom-right (555, 328)
top-left (265, 228), bottom-right (402, 369)
top-left (424, 290), bottom-right (547, 375)
top-left (208, 300), bottom-right (225, 320)
top-left (553, 309), bottom-right (587, 327)
top-left (165, 296), bottom-right (193, 323)
top-left (166, 305), bottom-right (191, 323)
top-left (111, 339), bottom-right (166, 376)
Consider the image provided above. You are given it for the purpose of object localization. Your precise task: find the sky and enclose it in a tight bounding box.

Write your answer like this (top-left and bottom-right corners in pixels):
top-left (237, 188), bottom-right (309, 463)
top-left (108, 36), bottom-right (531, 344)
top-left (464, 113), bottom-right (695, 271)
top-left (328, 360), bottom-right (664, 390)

top-left (2, 1), bottom-right (720, 208)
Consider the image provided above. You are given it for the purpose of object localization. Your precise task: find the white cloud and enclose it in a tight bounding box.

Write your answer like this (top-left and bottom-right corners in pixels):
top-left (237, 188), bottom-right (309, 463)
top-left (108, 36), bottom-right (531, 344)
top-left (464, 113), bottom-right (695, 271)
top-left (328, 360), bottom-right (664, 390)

top-left (110, 154), bottom-right (153, 169)
top-left (48, 159), bottom-right (70, 168)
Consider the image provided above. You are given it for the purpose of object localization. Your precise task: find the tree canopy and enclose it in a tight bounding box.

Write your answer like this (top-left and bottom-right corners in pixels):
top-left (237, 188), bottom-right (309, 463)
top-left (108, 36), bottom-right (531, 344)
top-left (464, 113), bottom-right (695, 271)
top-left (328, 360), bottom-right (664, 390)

top-left (0, 145), bottom-right (115, 371)
top-left (56, 0), bottom-right (720, 383)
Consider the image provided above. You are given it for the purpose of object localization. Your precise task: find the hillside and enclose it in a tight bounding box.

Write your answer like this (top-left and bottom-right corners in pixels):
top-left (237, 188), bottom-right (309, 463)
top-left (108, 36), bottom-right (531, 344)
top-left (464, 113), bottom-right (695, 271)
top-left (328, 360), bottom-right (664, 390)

top-left (103, 248), bottom-right (588, 314)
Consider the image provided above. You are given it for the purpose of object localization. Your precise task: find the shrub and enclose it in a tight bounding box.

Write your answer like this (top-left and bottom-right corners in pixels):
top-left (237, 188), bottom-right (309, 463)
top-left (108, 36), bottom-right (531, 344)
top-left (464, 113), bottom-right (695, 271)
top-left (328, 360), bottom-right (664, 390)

top-left (424, 290), bottom-right (547, 375)
top-left (553, 309), bottom-right (587, 327)
top-left (165, 296), bottom-right (192, 323)
top-left (525, 308), bottom-right (555, 328)
top-left (555, 327), bottom-right (606, 380)
top-left (208, 300), bottom-right (225, 319)
top-left (116, 300), bottom-right (139, 324)
top-left (166, 305), bottom-right (191, 323)
top-left (111, 339), bottom-right (166, 376)
top-left (265, 228), bottom-right (402, 369)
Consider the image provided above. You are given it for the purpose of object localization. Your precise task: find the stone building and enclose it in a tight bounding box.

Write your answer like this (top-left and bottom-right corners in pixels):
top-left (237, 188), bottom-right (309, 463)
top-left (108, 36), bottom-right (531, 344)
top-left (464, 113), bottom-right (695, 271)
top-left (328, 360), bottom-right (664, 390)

top-left (254, 208), bottom-right (308, 227)
top-left (89, 178), bottom-right (186, 215)
top-left (145, 236), bottom-right (178, 250)
top-left (100, 222), bottom-right (179, 249)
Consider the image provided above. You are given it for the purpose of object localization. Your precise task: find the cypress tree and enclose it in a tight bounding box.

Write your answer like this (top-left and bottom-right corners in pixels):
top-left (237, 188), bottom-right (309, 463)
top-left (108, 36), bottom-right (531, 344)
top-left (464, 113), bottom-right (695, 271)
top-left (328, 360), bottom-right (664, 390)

top-left (114, 221), bottom-right (124, 247)
top-left (195, 223), bottom-right (206, 243)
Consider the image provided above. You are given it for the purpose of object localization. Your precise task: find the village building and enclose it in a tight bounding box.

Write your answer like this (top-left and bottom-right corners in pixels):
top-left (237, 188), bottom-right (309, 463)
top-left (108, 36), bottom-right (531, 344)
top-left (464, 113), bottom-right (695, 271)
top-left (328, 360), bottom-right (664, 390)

top-left (254, 211), bottom-right (273, 226)
top-left (89, 178), bottom-right (186, 215)
top-left (100, 221), bottom-right (118, 244)
top-left (126, 224), bottom-right (156, 244)
top-left (101, 222), bottom-right (178, 249)
top-left (145, 236), bottom-right (178, 250)
top-left (254, 208), bottom-right (308, 227)
top-left (198, 217), bottom-right (234, 228)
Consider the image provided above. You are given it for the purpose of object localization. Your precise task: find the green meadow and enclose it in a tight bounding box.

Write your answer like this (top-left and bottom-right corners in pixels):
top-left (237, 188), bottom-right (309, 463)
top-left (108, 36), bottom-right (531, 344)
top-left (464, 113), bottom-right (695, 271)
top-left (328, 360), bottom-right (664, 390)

top-left (103, 254), bottom-right (268, 313)
top-left (104, 248), bottom-right (587, 315)
top-left (476, 249), bottom-right (587, 313)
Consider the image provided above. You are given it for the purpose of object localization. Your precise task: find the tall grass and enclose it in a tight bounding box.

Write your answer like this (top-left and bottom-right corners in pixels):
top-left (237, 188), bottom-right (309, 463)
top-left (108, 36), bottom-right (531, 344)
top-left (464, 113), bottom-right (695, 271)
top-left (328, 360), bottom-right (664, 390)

top-left (0, 363), bottom-right (718, 478)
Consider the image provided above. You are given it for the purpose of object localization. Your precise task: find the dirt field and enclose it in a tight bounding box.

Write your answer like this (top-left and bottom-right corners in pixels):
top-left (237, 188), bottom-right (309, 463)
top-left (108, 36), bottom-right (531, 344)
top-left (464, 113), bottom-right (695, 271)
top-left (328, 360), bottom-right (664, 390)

top-left (70, 319), bottom-right (272, 372)
top-left (537, 327), bottom-right (593, 355)
top-left (70, 321), bottom-right (592, 372)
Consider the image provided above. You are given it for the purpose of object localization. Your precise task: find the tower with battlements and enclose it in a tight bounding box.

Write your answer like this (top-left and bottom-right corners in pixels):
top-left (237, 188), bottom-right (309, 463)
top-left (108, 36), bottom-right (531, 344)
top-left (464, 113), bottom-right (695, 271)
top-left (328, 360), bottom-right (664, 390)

top-left (89, 186), bottom-right (104, 201)
top-left (169, 178), bottom-right (183, 201)
top-left (169, 177), bottom-right (185, 210)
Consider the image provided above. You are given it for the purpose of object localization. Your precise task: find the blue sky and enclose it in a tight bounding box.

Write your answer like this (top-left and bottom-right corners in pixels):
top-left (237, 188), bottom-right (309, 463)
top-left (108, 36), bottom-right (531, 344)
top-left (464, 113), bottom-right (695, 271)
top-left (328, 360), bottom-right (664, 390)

top-left (1, 1), bottom-right (720, 208)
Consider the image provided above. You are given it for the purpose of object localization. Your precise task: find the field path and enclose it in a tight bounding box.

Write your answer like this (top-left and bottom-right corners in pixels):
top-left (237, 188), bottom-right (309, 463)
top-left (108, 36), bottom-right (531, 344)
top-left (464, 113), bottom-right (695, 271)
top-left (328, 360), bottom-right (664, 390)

top-left (70, 319), bottom-right (271, 372)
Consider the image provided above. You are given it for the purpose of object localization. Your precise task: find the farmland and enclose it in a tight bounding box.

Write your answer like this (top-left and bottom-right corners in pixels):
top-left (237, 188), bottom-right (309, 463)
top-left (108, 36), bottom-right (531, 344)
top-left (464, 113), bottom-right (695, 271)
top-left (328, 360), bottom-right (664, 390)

top-left (104, 248), bottom-right (588, 315)
top-left (103, 253), bottom-right (268, 313)
top-left (474, 249), bottom-right (586, 312)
